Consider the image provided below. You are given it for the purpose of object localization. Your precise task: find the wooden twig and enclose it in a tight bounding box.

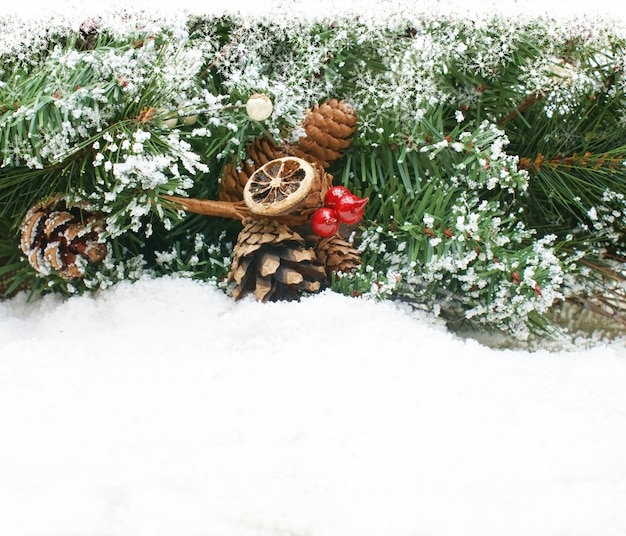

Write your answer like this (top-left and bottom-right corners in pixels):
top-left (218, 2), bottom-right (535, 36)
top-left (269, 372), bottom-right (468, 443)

top-left (161, 195), bottom-right (251, 220)
top-left (161, 194), bottom-right (312, 228)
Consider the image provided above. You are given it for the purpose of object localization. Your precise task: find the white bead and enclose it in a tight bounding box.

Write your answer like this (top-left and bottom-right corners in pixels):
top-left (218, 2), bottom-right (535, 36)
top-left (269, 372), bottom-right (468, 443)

top-left (245, 94), bottom-right (273, 121)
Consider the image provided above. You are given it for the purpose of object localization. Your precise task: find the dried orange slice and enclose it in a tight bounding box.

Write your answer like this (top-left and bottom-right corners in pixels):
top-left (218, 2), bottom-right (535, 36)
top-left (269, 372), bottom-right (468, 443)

top-left (243, 157), bottom-right (315, 216)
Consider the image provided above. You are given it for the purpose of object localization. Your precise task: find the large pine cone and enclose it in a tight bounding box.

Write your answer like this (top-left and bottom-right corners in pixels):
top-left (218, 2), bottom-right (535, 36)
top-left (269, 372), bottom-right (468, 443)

top-left (315, 234), bottom-right (362, 278)
top-left (20, 196), bottom-right (107, 279)
top-left (228, 218), bottom-right (326, 302)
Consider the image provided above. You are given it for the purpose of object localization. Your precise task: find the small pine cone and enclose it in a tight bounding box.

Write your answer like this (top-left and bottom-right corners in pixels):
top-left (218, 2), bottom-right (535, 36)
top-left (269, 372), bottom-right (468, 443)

top-left (20, 196), bottom-right (107, 279)
top-left (77, 17), bottom-right (100, 51)
top-left (228, 218), bottom-right (326, 302)
top-left (315, 235), bottom-right (362, 278)
top-left (295, 99), bottom-right (357, 168)
top-left (219, 137), bottom-right (288, 202)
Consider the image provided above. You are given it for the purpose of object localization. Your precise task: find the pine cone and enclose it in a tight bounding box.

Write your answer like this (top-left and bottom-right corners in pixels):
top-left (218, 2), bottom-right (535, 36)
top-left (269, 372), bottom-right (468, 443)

top-left (219, 137), bottom-right (288, 202)
top-left (294, 99), bottom-right (357, 168)
top-left (20, 196), bottom-right (107, 279)
top-left (315, 235), bottom-right (362, 278)
top-left (77, 17), bottom-right (100, 51)
top-left (228, 218), bottom-right (326, 302)
top-left (294, 161), bottom-right (333, 224)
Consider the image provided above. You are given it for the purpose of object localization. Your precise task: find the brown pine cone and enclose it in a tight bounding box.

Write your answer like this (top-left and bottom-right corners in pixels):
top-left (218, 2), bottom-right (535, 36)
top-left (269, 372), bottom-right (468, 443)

top-left (20, 196), bottom-right (107, 279)
top-left (228, 218), bottom-right (326, 302)
top-left (295, 99), bottom-right (357, 168)
top-left (219, 99), bottom-right (357, 202)
top-left (315, 234), bottom-right (362, 278)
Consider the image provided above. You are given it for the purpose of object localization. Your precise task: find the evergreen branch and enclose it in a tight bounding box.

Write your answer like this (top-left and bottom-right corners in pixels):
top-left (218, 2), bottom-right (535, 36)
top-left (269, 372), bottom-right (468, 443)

top-left (2, 9), bottom-right (626, 340)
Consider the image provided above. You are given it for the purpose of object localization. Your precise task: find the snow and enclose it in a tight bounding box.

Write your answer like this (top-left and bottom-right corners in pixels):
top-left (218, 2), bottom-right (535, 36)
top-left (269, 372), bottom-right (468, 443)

top-left (2, 1), bottom-right (626, 535)
top-left (1, 0), bottom-right (625, 24)
top-left (1, 276), bottom-right (626, 535)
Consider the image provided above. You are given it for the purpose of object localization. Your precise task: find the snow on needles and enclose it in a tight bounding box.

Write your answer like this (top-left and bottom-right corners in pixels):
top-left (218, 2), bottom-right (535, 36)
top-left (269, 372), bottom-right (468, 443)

top-left (1, 276), bottom-right (626, 536)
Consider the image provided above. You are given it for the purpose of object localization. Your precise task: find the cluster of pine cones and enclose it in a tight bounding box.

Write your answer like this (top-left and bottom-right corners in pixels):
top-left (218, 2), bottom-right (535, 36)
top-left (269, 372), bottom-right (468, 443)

top-left (223, 99), bottom-right (364, 302)
top-left (8, 99), bottom-right (362, 303)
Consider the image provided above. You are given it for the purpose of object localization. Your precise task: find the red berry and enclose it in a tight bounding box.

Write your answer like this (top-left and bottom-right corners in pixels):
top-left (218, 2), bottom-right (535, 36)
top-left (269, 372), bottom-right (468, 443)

top-left (311, 207), bottom-right (340, 237)
top-left (335, 194), bottom-right (369, 225)
top-left (323, 185), bottom-right (351, 208)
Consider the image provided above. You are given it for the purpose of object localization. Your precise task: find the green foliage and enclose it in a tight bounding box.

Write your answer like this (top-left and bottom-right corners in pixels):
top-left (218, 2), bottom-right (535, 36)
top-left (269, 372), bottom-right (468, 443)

top-left (2, 9), bottom-right (626, 340)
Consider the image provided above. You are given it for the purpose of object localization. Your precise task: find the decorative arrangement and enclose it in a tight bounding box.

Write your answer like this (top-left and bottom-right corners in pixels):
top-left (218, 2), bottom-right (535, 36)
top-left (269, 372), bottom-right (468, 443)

top-left (163, 98), bottom-right (363, 301)
top-left (2, 8), bottom-right (626, 342)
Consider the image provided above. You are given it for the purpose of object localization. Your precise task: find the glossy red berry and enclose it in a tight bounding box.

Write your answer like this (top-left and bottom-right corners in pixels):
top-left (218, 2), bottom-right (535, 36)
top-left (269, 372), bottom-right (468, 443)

top-left (334, 194), bottom-right (369, 225)
top-left (311, 207), bottom-right (340, 237)
top-left (323, 185), bottom-right (351, 208)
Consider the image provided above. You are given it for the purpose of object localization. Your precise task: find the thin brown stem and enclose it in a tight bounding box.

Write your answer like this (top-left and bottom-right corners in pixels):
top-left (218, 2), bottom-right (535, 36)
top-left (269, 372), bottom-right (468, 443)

top-left (497, 92), bottom-right (544, 127)
top-left (161, 194), bottom-right (310, 227)
top-left (161, 195), bottom-right (251, 220)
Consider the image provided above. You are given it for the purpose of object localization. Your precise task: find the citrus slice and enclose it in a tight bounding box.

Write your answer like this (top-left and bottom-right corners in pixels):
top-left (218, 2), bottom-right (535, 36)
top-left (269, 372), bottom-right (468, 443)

top-left (243, 157), bottom-right (315, 216)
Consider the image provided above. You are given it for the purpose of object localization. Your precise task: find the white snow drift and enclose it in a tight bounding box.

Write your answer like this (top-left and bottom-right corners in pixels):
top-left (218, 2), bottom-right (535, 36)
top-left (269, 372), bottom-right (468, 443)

top-left (1, 276), bottom-right (626, 536)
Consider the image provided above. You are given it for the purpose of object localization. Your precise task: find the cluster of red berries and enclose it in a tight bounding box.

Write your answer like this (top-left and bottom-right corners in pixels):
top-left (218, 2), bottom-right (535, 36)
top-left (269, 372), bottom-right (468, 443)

top-left (311, 186), bottom-right (369, 237)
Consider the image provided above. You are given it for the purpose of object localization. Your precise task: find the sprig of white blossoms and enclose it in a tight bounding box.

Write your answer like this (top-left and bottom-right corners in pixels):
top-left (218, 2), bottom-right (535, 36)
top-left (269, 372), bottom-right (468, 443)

top-left (350, 118), bottom-right (565, 338)
top-left (90, 128), bottom-right (206, 237)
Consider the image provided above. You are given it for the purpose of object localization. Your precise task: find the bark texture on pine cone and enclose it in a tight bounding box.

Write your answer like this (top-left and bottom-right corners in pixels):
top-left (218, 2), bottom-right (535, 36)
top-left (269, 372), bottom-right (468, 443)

top-left (315, 234), bottom-right (362, 278)
top-left (296, 98), bottom-right (357, 168)
top-left (20, 196), bottom-right (107, 279)
top-left (219, 99), bottom-right (357, 202)
top-left (228, 218), bottom-right (326, 302)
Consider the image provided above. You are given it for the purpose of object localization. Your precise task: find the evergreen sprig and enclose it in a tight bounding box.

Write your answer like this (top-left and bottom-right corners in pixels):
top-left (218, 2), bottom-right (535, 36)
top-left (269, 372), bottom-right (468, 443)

top-left (2, 9), bottom-right (626, 341)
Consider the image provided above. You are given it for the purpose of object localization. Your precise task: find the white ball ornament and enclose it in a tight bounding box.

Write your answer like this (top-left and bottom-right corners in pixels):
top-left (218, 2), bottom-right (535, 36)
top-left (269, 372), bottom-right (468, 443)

top-left (158, 108), bottom-right (178, 129)
top-left (181, 114), bottom-right (199, 126)
top-left (245, 93), bottom-right (273, 121)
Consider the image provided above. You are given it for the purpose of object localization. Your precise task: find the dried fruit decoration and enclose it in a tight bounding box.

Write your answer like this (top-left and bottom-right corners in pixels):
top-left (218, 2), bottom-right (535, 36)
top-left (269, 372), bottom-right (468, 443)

top-left (161, 99), bottom-right (361, 302)
top-left (243, 157), bottom-right (316, 216)
top-left (219, 99), bottom-right (357, 203)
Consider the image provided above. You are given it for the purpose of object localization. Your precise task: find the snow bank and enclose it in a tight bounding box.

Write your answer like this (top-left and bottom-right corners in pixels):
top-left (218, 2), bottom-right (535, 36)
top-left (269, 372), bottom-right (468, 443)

top-left (1, 276), bottom-right (626, 535)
